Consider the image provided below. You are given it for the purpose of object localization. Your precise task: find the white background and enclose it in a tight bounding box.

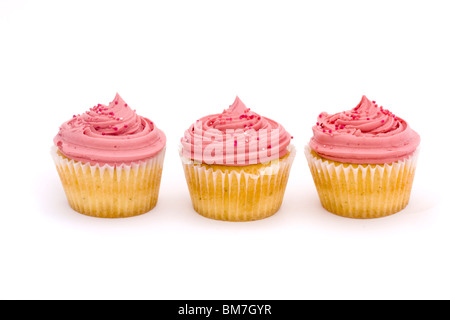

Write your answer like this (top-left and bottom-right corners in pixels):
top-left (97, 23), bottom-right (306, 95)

top-left (0, 0), bottom-right (448, 300)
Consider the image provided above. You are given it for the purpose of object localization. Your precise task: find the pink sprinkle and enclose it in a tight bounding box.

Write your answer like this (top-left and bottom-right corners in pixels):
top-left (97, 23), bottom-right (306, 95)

top-left (367, 118), bottom-right (370, 120)
top-left (316, 122), bottom-right (319, 126)
top-left (73, 115), bottom-right (76, 118)
top-left (115, 101), bottom-right (118, 105)
top-left (340, 125), bottom-right (345, 129)
top-left (291, 136), bottom-right (294, 139)
top-left (329, 130), bottom-right (332, 133)
top-left (234, 140), bottom-right (237, 147)
top-left (124, 104), bottom-right (128, 107)
top-left (372, 101), bottom-right (376, 104)
top-left (268, 145), bottom-right (272, 149)
top-left (109, 112), bottom-right (114, 116)
top-left (319, 114), bottom-right (322, 118)
top-left (102, 132), bottom-right (106, 136)
top-left (124, 125), bottom-right (128, 128)
top-left (323, 129), bottom-right (326, 133)
top-left (113, 127), bottom-right (118, 131)
top-left (381, 120), bottom-right (385, 123)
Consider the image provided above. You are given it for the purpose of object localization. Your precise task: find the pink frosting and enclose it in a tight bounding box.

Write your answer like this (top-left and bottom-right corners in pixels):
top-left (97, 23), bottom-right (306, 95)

top-left (309, 95), bottom-right (420, 164)
top-left (54, 93), bottom-right (166, 166)
top-left (181, 96), bottom-right (292, 165)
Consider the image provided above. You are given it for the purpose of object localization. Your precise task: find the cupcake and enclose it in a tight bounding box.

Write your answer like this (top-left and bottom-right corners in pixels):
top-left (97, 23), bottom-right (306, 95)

top-left (180, 96), bottom-right (295, 221)
top-left (52, 93), bottom-right (166, 218)
top-left (305, 95), bottom-right (420, 219)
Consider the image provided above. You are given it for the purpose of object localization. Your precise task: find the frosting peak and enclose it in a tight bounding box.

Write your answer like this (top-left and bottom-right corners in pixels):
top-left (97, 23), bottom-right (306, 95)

top-left (54, 94), bottom-right (166, 166)
top-left (181, 97), bottom-right (292, 165)
top-left (226, 96), bottom-right (248, 115)
top-left (353, 95), bottom-right (372, 114)
top-left (309, 95), bottom-right (420, 164)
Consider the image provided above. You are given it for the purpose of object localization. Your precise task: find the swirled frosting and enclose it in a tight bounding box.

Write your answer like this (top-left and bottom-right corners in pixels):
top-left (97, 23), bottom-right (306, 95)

top-left (180, 96), bottom-right (292, 165)
top-left (309, 95), bottom-right (420, 164)
top-left (54, 93), bottom-right (166, 166)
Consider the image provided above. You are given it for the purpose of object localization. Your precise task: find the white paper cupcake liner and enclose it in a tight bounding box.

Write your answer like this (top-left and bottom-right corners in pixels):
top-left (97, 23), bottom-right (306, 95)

top-left (304, 145), bottom-right (419, 218)
top-left (180, 145), bottom-right (296, 221)
top-left (51, 146), bottom-right (166, 218)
